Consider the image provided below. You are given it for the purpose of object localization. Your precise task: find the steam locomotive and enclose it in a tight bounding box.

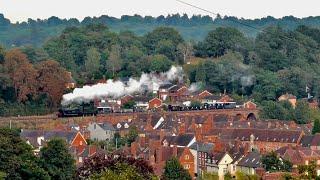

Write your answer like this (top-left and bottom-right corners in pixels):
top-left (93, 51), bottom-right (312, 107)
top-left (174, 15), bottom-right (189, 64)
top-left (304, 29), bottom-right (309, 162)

top-left (58, 102), bottom-right (98, 117)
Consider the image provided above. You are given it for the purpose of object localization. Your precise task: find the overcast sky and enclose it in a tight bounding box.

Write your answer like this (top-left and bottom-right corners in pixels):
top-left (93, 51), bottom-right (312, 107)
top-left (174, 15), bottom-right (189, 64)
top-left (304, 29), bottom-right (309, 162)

top-left (1, 0), bottom-right (320, 22)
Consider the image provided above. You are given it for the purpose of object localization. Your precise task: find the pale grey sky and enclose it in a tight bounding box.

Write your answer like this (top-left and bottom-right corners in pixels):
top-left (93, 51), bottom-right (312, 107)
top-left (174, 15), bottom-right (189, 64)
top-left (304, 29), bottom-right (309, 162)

top-left (1, 0), bottom-right (319, 22)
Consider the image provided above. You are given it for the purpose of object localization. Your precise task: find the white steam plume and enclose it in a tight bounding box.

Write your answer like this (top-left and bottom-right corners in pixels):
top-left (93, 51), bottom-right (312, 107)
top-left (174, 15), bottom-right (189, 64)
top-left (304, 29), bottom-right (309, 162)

top-left (62, 66), bottom-right (184, 105)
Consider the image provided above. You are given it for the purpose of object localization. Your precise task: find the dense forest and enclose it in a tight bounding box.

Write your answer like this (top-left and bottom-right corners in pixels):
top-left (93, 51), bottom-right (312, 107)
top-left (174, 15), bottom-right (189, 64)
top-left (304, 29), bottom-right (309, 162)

top-left (1, 14), bottom-right (320, 123)
top-left (3, 13), bottom-right (320, 47)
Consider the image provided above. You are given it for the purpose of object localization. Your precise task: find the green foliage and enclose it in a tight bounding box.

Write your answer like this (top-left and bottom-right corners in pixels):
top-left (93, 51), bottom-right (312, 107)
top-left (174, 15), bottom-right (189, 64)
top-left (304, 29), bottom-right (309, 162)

top-left (0, 128), bottom-right (50, 180)
top-left (190, 100), bottom-right (202, 108)
top-left (150, 54), bottom-right (173, 72)
top-left (162, 157), bottom-right (191, 180)
top-left (198, 27), bottom-right (247, 57)
top-left (125, 126), bottom-right (139, 147)
top-left (313, 117), bottom-right (320, 134)
top-left (90, 163), bottom-right (145, 180)
top-left (39, 138), bottom-right (76, 180)
top-left (224, 172), bottom-right (233, 180)
top-left (144, 27), bottom-right (183, 61)
top-left (298, 160), bottom-right (317, 179)
top-left (260, 100), bottom-right (294, 120)
top-left (295, 100), bottom-right (311, 124)
top-left (121, 100), bottom-right (136, 109)
top-left (235, 171), bottom-right (260, 180)
top-left (85, 47), bottom-right (101, 78)
top-left (200, 171), bottom-right (219, 180)
top-left (262, 151), bottom-right (292, 172)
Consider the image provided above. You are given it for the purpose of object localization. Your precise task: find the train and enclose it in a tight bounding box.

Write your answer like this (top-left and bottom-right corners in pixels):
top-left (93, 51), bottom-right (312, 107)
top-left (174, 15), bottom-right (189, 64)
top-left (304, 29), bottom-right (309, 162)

top-left (58, 101), bottom-right (237, 117)
top-left (58, 102), bottom-right (98, 117)
top-left (167, 102), bottom-right (237, 111)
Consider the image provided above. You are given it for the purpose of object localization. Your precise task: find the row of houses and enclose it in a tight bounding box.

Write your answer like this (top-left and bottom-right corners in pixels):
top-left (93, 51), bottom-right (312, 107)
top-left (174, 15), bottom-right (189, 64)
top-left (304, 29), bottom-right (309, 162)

top-left (93, 82), bottom-right (257, 113)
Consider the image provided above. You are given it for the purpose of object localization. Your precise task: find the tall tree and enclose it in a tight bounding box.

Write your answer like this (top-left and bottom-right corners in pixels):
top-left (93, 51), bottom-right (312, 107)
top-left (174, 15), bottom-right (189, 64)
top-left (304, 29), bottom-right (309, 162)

top-left (295, 100), bottom-right (311, 124)
top-left (177, 41), bottom-right (193, 64)
top-left (4, 49), bottom-right (38, 102)
top-left (312, 118), bottom-right (320, 134)
top-left (85, 47), bottom-right (101, 77)
top-left (36, 60), bottom-right (71, 107)
top-left (162, 157), bottom-right (191, 180)
top-left (40, 138), bottom-right (76, 180)
top-left (107, 45), bottom-right (122, 77)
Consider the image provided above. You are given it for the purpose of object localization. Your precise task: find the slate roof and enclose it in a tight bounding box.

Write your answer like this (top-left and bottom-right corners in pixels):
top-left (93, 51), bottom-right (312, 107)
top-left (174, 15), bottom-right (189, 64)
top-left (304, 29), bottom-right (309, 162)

top-left (189, 142), bottom-right (214, 153)
top-left (206, 128), bottom-right (303, 143)
top-left (207, 152), bottom-right (227, 165)
top-left (237, 151), bottom-right (262, 168)
top-left (164, 134), bottom-right (195, 147)
top-left (98, 122), bottom-right (116, 131)
top-left (21, 129), bottom-right (78, 147)
top-left (159, 83), bottom-right (174, 90)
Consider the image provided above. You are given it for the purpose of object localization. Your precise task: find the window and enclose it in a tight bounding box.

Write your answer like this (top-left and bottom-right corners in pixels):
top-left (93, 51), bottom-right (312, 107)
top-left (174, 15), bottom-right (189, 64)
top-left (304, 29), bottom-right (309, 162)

top-left (184, 164), bottom-right (190, 169)
top-left (94, 124), bottom-right (96, 129)
top-left (223, 168), bottom-right (228, 174)
top-left (79, 141), bottom-right (83, 146)
top-left (185, 155), bottom-right (189, 160)
top-left (79, 157), bottom-right (83, 163)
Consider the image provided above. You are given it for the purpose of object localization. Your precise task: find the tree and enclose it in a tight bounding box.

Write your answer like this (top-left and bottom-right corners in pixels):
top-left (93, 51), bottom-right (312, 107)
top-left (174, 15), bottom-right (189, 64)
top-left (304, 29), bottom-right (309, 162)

top-left (162, 157), bottom-right (191, 180)
top-left (313, 118), bottom-right (320, 134)
top-left (150, 54), bottom-right (173, 72)
top-left (295, 100), bottom-right (311, 124)
top-left (85, 47), bottom-right (101, 77)
top-left (177, 42), bottom-right (193, 64)
top-left (121, 100), bottom-right (136, 109)
top-left (261, 151), bottom-right (292, 172)
top-left (126, 126), bottom-right (138, 147)
top-left (36, 60), bottom-right (71, 107)
top-left (144, 27), bottom-right (183, 60)
top-left (0, 128), bottom-right (49, 179)
top-left (77, 153), bottom-right (154, 179)
top-left (90, 163), bottom-right (145, 180)
top-left (298, 160), bottom-right (317, 179)
top-left (39, 138), bottom-right (76, 180)
top-left (0, 45), bottom-right (5, 63)
top-left (4, 49), bottom-right (38, 102)
top-left (107, 45), bottom-right (122, 77)
top-left (201, 27), bottom-right (247, 57)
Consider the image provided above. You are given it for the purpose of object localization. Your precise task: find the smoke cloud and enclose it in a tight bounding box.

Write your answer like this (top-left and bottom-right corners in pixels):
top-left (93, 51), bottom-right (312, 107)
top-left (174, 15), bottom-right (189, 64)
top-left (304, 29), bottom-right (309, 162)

top-left (62, 66), bottom-right (184, 105)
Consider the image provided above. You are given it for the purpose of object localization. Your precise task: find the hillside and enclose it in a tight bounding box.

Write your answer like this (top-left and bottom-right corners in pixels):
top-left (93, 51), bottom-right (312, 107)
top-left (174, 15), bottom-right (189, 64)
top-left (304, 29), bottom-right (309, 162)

top-left (2, 14), bottom-right (320, 47)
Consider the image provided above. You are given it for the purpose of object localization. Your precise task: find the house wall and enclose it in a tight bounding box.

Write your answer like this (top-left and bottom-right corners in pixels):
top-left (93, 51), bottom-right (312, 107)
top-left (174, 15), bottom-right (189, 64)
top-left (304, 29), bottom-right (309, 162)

top-left (179, 148), bottom-right (195, 177)
top-left (71, 132), bottom-right (87, 147)
top-left (237, 166), bottom-right (256, 175)
top-left (149, 98), bottom-right (162, 109)
top-left (217, 154), bottom-right (233, 180)
top-left (87, 123), bottom-right (115, 141)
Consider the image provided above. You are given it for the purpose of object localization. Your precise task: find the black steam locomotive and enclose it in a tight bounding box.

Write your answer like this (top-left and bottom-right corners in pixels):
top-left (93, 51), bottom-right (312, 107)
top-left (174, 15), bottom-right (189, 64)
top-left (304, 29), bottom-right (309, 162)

top-left (58, 102), bottom-right (98, 117)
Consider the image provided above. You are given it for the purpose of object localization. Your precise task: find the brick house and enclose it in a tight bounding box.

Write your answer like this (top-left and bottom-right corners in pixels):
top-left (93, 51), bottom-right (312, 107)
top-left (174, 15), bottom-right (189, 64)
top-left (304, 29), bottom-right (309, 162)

top-left (168, 85), bottom-right (189, 102)
top-left (300, 134), bottom-right (320, 150)
top-left (276, 145), bottom-right (320, 175)
top-left (203, 128), bottom-right (304, 153)
top-left (148, 98), bottom-right (162, 109)
top-left (158, 83), bottom-right (175, 101)
top-left (243, 101), bottom-right (257, 109)
top-left (120, 95), bottom-right (133, 105)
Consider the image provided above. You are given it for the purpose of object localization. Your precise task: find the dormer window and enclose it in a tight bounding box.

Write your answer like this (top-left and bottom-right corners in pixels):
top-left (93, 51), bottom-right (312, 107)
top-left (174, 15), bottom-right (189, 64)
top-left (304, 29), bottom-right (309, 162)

top-left (117, 123), bottom-right (122, 129)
